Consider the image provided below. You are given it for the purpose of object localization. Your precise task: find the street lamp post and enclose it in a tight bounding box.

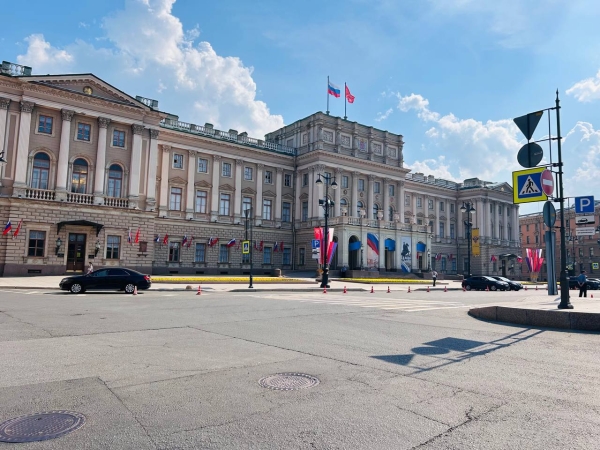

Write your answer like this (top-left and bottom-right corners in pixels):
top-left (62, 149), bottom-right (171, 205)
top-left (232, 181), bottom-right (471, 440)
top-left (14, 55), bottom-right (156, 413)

top-left (316, 173), bottom-right (338, 288)
top-left (244, 207), bottom-right (253, 289)
top-left (461, 202), bottom-right (476, 277)
top-left (0, 151), bottom-right (6, 169)
top-left (359, 208), bottom-right (366, 270)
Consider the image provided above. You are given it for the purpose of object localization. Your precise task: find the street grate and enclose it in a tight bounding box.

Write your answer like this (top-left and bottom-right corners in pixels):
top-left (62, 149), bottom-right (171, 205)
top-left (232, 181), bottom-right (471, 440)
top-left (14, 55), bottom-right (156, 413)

top-left (0, 411), bottom-right (86, 443)
top-left (259, 373), bottom-right (320, 391)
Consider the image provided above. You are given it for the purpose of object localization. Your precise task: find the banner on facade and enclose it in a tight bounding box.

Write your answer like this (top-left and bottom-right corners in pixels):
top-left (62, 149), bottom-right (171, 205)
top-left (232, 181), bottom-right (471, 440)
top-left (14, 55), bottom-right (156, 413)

top-left (366, 233), bottom-right (379, 269)
top-left (472, 228), bottom-right (480, 257)
top-left (400, 236), bottom-right (412, 273)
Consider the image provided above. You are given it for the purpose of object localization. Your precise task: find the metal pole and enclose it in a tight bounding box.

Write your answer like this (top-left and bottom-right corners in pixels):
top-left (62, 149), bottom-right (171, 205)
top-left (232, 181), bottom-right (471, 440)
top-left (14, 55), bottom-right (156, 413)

top-left (321, 181), bottom-right (329, 288)
top-left (249, 208), bottom-right (254, 289)
top-left (556, 91), bottom-right (572, 309)
top-left (326, 76), bottom-right (330, 115)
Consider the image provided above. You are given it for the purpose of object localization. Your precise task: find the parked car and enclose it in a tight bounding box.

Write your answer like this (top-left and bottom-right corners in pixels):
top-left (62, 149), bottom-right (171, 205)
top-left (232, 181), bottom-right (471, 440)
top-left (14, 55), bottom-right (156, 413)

top-left (568, 276), bottom-right (600, 290)
top-left (462, 276), bottom-right (510, 291)
top-left (59, 268), bottom-right (152, 294)
top-left (490, 276), bottom-right (523, 291)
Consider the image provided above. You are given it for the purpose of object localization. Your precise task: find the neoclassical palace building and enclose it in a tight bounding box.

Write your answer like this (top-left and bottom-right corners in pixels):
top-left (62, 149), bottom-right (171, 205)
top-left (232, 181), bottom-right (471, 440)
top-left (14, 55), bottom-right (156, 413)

top-left (0, 61), bottom-right (520, 277)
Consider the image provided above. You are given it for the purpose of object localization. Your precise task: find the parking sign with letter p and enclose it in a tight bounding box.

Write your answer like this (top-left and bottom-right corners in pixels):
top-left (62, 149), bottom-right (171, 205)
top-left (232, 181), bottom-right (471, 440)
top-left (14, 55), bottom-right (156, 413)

top-left (575, 196), bottom-right (595, 214)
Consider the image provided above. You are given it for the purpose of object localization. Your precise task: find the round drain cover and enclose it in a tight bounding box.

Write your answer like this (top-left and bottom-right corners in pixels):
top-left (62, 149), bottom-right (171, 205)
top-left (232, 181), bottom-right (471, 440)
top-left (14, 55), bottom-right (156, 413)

top-left (0, 411), bottom-right (86, 443)
top-left (259, 373), bottom-right (320, 391)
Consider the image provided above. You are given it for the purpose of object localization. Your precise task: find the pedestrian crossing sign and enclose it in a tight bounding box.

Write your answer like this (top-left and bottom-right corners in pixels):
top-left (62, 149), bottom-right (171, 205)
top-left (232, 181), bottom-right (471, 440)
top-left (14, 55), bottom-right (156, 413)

top-left (513, 167), bottom-right (548, 204)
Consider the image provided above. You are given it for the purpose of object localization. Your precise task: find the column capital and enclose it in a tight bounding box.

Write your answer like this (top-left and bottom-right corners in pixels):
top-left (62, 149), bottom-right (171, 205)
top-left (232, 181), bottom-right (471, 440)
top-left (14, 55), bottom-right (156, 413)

top-left (132, 124), bottom-right (144, 135)
top-left (149, 129), bottom-right (160, 139)
top-left (0, 98), bottom-right (10, 110)
top-left (384, 177), bottom-right (391, 184)
top-left (20, 101), bottom-right (35, 114)
top-left (334, 167), bottom-right (342, 174)
top-left (61, 109), bottom-right (75, 121)
top-left (315, 164), bottom-right (325, 172)
top-left (352, 171), bottom-right (360, 178)
top-left (368, 174), bottom-right (376, 181)
top-left (98, 117), bottom-right (111, 128)
top-left (162, 145), bottom-right (171, 153)
top-left (276, 167), bottom-right (284, 173)
top-left (236, 159), bottom-right (244, 165)
top-left (214, 155), bottom-right (222, 161)
top-left (188, 149), bottom-right (197, 157)
top-left (257, 163), bottom-right (264, 169)
top-left (399, 180), bottom-right (405, 187)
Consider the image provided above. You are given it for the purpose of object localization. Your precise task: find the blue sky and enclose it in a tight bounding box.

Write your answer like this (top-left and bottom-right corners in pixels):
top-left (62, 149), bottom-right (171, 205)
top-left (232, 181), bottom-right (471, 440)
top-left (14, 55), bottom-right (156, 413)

top-left (2, 0), bottom-right (600, 214)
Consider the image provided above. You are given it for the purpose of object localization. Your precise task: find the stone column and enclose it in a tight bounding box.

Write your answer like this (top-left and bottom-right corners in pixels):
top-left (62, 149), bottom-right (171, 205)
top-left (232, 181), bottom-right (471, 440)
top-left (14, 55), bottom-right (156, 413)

top-left (93, 117), bottom-right (110, 204)
top-left (146, 129), bottom-right (159, 211)
top-left (0, 98), bottom-right (10, 184)
top-left (295, 172), bottom-right (302, 223)
top-left (128, 124), bottom-right (144, 208)
top-left (334, 168), bottom-right (342, 217)
top-left (275, 167), bottom-right (283, 224)
top-left (352, 171), bottom-right (359, 217)
top-left (383, 178), bottom-right (390, 222)
top-left (398, 181), bottom-right (405, 224)
top-left (158, 145), bottom-right (170, 217)
top-left (255, 163), bottom-right (264, 224)
top-left (185, 150), bottom-right (196, 220)
top-left (435, 198), bottom-right (440, 239)
top-left (54, 109), bottom-right (75, 197)
top-left (307, 168), bottom-right (313, 220)
top-left (412, 192), bottom-right (417, 224)
top-left (234, 159), bottom-right (243, 223)
top-left (210, 155), bottom-right (221, 221)
top-left (13, 101), bottom-right (35, 192)
top-left (368, 175), bottom-right (375, 219)
top-left (493, 201), bottom-right (499, 239)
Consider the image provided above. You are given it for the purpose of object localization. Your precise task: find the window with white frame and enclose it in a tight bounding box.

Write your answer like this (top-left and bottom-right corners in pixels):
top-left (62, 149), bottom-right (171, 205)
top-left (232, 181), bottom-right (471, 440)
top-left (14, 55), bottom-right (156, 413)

top-left (450, 203), bottom-right (455, 213)
top-left (263, 199), bottom-right (272, 220)
top-left (195, 243), bottom-right (206, 262)
top-left (342, 176), bottom-right (349, 188)
top-left (38, 115), bottom-right (53, 134)
top-left (219, 244), bottom-right (229, 263)
top-left (428, 199), bottom-right (434, 210)
top-left (195, 190), bottom-right (207, 213)
top-left (282, 202), bottom-right (291, 222)
top-left (450, 223), bottom-right (456, 239)
top-left (76, 122), bottom-right (91, 141)
top-left (417, 197), bottom-right (422, 207)
top-left (389, 185), bottom-right (395, 197)
top-left (244, 167), bottom-right (253, 180)
top-left (112, 130), bottom-right (126, 147)
top-left (263, 247), bottom-right (272, 264)
top-left (219, 193), bottom-right (230, 215)
top-left (284, 173), bottom-right (292, 187)
top-left (283, 247), bottom-right (291, 265)
top-left (374, 182), bottom-right (380, 193)
top-left (439, 222), bottom-right (445, 238)
top-left (28, 231), bottom-right (46, 257)
top-left (243, 197), bottom-right (252, 214)
top-left (222, 162), bottom-right (232, 177)
top-left (106, 236), bottom-right (120, 259)
top-left (197, 158), bottom-right (208, 173)
top-left (265, 171), bottom-right (273, 184)
top-left (170, 187), bottom-right (182, 210)
top-left (302, 202), bottom-right (308, 221)
top-left (172, 153), bottom-right (183, 169)
top-left (405, 194), bottom-right (410, 206)
top-left (107, 165), bottom-right (123, 198)
top-left (302, 173), bottom-right (308, 186)
top-left (31, 152), bottom-right (50, 190)
top-left (358, 179), bottom-right (365, 191)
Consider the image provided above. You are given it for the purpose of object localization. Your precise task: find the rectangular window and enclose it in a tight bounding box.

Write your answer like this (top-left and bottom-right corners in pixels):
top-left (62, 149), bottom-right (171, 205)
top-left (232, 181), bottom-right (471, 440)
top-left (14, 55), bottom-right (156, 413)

top-left (590, 247), bottom-right (594, 257)
top-left (302, 173), bottom-right (308, 186)
top-left (527, 236), bottom-right (530, 244)
top-left (388, 185), bottom-right (395, 197)
top-left (195, 190), bottom-right (207, 213)
top-left (283, 248), bottom-right (291, 265)
top-left (282, 202), bottom-right (291, 222)
top-left (342, 176), bottom-right (349, 188)
top-left (450, 203), bottom-right (455, 213)
top-left (38, 115), bottom-right (53, 134)
top-left (579, 248), bottom-right (584, 257)
top-left (535, 235), bottom-right (538, 244)
top-left (417, 197), bottom-right (422, 207)
top-left (439, 222), bottom-right (445, 238)
top-left (197, 158), bottom-right (208, 173)
top-left (263, 199), bottom-right (272, 220)
top-left (222, 162), bottom-right (232, 177)
top-left (440, 202), bottom-right (444, 212)
top-left (244, 167), bottom-right (253, 180)
top-left (450, 223), bottom-right (455, 239)
top-left (405, 194), bottom-right (410, 206)
top-left (112, 130), bottom-right (126, 147)
top-left (168, 242), bottom-right (180, 262)
top-left (27, 231), bottom-right (45, 257)
top-left (374, 182), bottom-right (380, 194)
top-left (195, 243), bottom-right (206, 262)
top-left (358, 179), bottom-right (365, 191)
top-left (173, 154), bottom-right (183, 169)
top-left (169, 187), bottom-right (182, 210)
top-left (284, 173), bottom-right (292, 187)
top-left (243, 197), bottom-right (252, 214)
top-left (265, 171), bottom-right (273, 184)
top-left (219, 193), bottom-right (230, 215)
top-left (77, 123), bottom-right (91, 141)
top-left (490, 203), bottom-right (494, 214)
top-left (219, 244), bottom-right (229, 263)
top-left (417, 218), bottom-right (423, 225)
top-left (428, 199), bottom-right (434, 210)
top-left (499, 205), bottom-right (503, 215)
top-left (106, 235), bottom-right (120, 259)
top-left (526, 224), bottom-right (530, 231)
top-left (441, 258), bottom-right (447, 271)
top-left (242, 252), bottom-right (250, 264)
top-left (263, 247), bottom-right (272, 264)
top-left (299, 248), bottom-right (306, 265)
top-left (302, 202), bottom-right (308, 221)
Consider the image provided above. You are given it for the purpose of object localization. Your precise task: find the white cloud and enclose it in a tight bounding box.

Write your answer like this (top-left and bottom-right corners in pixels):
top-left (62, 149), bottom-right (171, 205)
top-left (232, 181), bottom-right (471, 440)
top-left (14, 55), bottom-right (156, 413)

top-left (566, 70), bottom-right (600, 102)
top-left (398, 93), bottom-right (440, 122)
top-left (16, 0), bottom-right (284, 138)
top-left (406, 156), bottom-right (461, 182)
top-left (375, 108), bottom-right (393, 122)
top-left (563, 122), bottom-right (600, 196)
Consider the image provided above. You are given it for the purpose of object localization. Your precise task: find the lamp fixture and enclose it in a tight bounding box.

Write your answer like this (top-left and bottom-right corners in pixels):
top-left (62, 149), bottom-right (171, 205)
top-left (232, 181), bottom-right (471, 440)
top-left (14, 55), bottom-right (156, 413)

top-left (0, 151), bottom-right (6, 168)
top-left (55, 237), bottom-right (62, 255)
top-left (94, 240), bottom-right (100, 256)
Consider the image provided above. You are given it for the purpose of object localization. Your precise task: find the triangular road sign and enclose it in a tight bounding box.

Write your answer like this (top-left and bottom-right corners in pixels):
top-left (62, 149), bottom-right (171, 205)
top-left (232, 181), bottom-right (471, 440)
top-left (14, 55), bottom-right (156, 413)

top-left (513, 111), bottom-right (544, 141)
top-left (519, 175), bottom-right (541, 195)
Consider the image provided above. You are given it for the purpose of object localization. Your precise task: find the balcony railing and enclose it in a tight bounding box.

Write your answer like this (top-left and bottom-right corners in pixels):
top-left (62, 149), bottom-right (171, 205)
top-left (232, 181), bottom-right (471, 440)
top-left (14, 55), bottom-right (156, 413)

top-left (160, 118), bottom-right (296, 156)
top-left (66, 193), bottom-right (94, 204)
top-left (25, 188), bottom-right (55, 201)
top-left (1, 61), bottom-right (32, 76)
top-left (104, 197), bottom-right (129, 208)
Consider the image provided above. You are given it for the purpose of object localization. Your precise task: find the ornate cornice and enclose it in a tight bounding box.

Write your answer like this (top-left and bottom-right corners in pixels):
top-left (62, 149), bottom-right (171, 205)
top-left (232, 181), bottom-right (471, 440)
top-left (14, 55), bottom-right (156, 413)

top-left (132, 124), bottom-right (144, 135)
top-left (0, 98), bottom-right (10, 110)
top-left (20, 101), bottom-right (35, 114)
top-left (98, 117), bottom-right (111, 128)
top-left (61, 109), bottom-right (75, 121)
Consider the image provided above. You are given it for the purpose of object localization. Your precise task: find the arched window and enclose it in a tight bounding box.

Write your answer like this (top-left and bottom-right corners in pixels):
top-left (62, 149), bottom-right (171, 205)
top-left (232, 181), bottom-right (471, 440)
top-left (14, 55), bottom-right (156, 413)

top-left (31, 152), bottom-right (50, 189)
top-left (373, 204), bottom-right (380, 219)
top-left (357, 201), bottom-right (364, 216)
top-left (107, 164), bottom-right (123, 198)
top-left (71, 158), bottom-right (88, 193)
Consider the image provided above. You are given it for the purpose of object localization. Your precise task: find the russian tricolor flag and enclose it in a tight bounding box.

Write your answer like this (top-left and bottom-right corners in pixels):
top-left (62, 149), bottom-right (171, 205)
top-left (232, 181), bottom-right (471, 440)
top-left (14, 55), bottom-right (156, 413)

top-left (328, 81), bottom-right (341, 98)
top-left (2, 220), bottom-right (11, 236)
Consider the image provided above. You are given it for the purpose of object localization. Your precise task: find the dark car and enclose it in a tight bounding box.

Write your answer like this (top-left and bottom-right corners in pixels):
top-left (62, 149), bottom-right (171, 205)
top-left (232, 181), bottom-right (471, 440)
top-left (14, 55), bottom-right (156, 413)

top-left (568, 276), bottom-right (600, 290)
top-left (59, 268), bottom-right (152, 294)
top-left (462, 276), bottom-right (510, 291)
top-left (490, 276), bottom-right (523, 291)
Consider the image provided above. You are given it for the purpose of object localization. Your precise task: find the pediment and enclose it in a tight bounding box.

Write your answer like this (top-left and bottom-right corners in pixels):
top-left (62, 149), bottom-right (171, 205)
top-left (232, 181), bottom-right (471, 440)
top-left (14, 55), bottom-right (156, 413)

top-left (299, 193), bottom-right (309, 200)
top-left (263, 190), bottom-right (276, 198)
top-left (282, 193), bottom-right (294, 200)
top-left (219, 183), bottom-right (235, 192)
top-left (416, 212), bottom-right (425, 218)
top-left (440, 215), bottom-right (447, 221)
top-left (194, 180), bottom-right (211, 188)
top-left (169, 176), bottom-right (187, 185)
top-left (241, 187), bottom-right (257, 195)
top-left (404, 210), bottom-right (412, 216)
top-left (428, 214), bottom-right (436, 219)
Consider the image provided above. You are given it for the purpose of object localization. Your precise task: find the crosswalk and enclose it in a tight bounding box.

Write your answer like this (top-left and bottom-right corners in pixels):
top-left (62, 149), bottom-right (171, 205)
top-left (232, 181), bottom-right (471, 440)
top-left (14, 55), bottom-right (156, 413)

top-left (249, 293), bottom-right (467, 312)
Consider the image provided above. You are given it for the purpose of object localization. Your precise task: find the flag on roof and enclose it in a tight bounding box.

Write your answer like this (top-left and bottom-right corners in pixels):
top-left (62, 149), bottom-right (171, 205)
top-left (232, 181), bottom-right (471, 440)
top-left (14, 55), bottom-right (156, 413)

top-left (328, 81), bottom-right (341, 98)
top-left (345, 84), bottom-right (355, 103)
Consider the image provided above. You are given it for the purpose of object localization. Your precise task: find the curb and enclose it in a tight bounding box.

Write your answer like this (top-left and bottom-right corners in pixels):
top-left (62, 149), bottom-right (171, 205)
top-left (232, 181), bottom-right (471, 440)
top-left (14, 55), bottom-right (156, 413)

top-left (229, 288), bottom-right (367, 293)
top-left (469, 306), bottom-right (600, 332)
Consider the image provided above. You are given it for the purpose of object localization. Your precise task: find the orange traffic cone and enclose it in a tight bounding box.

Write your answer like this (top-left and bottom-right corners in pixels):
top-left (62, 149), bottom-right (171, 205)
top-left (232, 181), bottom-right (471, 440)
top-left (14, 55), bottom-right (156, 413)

top-left (407, 286), bottom-right (411, 293)
top-left (444, 285), bottom-right (447, 293)
top-left (591, 294), bottom-right (594, 298)
top-left (387, 286), bottom-right (391, 293)
top-left (371, 286), bottom-right (374, 293)
top-left (426, 286), bottom-right (430, 293)
top-left (323, 287), bottom-right (327, 294)
top-left (133, 286), bottom-right (138, 296)
top-left (535, 285), bottom-right (538, 291)
top-left (343, 286), bottom-right (347, 294)
top-left (524, 285), bottom-right (528, 291)
top-left (197, 285), bottom-right (202, 295)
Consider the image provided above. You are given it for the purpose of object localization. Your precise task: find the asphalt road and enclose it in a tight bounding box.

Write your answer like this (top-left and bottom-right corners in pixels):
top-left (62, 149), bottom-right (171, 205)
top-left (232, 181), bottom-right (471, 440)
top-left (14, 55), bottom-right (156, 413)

top-left (0, 288), bottom-right (598, 449)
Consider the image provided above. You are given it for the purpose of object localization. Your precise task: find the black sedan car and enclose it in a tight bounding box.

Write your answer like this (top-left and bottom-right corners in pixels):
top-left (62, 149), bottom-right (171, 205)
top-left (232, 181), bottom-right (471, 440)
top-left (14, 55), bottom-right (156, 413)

top-left (568, 276), bottom-right (600, 290)
top-left (490, 276), bottom-right (523, 291)
top-left (59, 268), bottom-right (152, 294)
top-left (462, 276), bottom-right (510, 291)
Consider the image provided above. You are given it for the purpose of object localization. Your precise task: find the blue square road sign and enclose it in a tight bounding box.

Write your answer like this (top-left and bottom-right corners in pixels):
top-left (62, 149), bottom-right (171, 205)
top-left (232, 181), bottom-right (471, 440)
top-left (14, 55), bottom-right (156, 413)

top-left (575, 196), bottom-right (595, 214)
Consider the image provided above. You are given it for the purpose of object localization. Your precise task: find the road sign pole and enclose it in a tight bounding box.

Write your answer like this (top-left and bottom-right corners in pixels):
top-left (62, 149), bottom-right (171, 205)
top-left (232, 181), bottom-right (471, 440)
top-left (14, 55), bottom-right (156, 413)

top-left (555, 91), bottom-right (572, 309)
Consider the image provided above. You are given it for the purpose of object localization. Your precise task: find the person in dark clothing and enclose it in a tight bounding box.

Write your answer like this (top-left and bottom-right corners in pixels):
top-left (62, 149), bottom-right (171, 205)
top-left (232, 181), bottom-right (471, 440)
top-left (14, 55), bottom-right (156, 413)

top-left (578, 270), bottom-right (588, 298)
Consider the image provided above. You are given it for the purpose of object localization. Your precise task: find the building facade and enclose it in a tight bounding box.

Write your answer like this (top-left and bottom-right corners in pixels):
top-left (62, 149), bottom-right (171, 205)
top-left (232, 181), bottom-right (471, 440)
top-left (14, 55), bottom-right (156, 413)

top-left (0, 61), bottom-right (520, 277)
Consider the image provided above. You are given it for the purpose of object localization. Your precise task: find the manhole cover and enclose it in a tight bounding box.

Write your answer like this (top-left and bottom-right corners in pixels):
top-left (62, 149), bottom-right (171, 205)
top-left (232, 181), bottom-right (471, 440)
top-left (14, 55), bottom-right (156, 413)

top-left (0, 411), bottom-right (86, 443)
top-left (259, 373), bottom-right (320, 391)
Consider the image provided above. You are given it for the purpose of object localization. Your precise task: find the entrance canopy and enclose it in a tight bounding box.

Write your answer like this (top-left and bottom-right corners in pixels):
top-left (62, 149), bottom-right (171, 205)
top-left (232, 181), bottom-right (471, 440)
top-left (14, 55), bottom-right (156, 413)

top-left (384, 238), bottom-right (395, 251)
top-left (57, 220), bottom-right (104, 236)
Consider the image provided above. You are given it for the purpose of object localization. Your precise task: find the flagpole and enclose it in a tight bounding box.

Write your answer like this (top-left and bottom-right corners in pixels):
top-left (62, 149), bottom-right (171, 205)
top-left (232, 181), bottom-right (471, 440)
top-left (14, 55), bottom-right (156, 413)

top-left (344, 82), bottom-right (347, 120)
top-left (326, 76), bottom-right (330, 115)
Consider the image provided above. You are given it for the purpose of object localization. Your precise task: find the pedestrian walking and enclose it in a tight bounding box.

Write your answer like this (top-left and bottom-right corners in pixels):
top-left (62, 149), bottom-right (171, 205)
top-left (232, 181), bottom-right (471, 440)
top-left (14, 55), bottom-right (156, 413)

top-left (578, 270), bottom-right (587, 298)
top-left (87, 262), bottom-right (94, 274)
top-left (432, 270), bottom-right (438, 287)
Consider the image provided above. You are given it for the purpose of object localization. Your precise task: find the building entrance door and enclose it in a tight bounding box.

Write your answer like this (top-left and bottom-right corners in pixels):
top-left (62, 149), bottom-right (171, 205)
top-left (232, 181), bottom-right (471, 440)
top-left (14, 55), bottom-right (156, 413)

top-left (67, 233), bottom-right (87, 272)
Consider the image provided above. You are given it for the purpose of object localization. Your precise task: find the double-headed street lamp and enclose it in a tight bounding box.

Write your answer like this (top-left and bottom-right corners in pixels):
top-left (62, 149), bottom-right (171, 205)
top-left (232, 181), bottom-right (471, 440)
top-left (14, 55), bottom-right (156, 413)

top-left (461, 202), bottom-right (476, 277)
top-left (244, 207), bottom-right (253, 289)
top-left (316, 173), bottom-right (337, 288)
